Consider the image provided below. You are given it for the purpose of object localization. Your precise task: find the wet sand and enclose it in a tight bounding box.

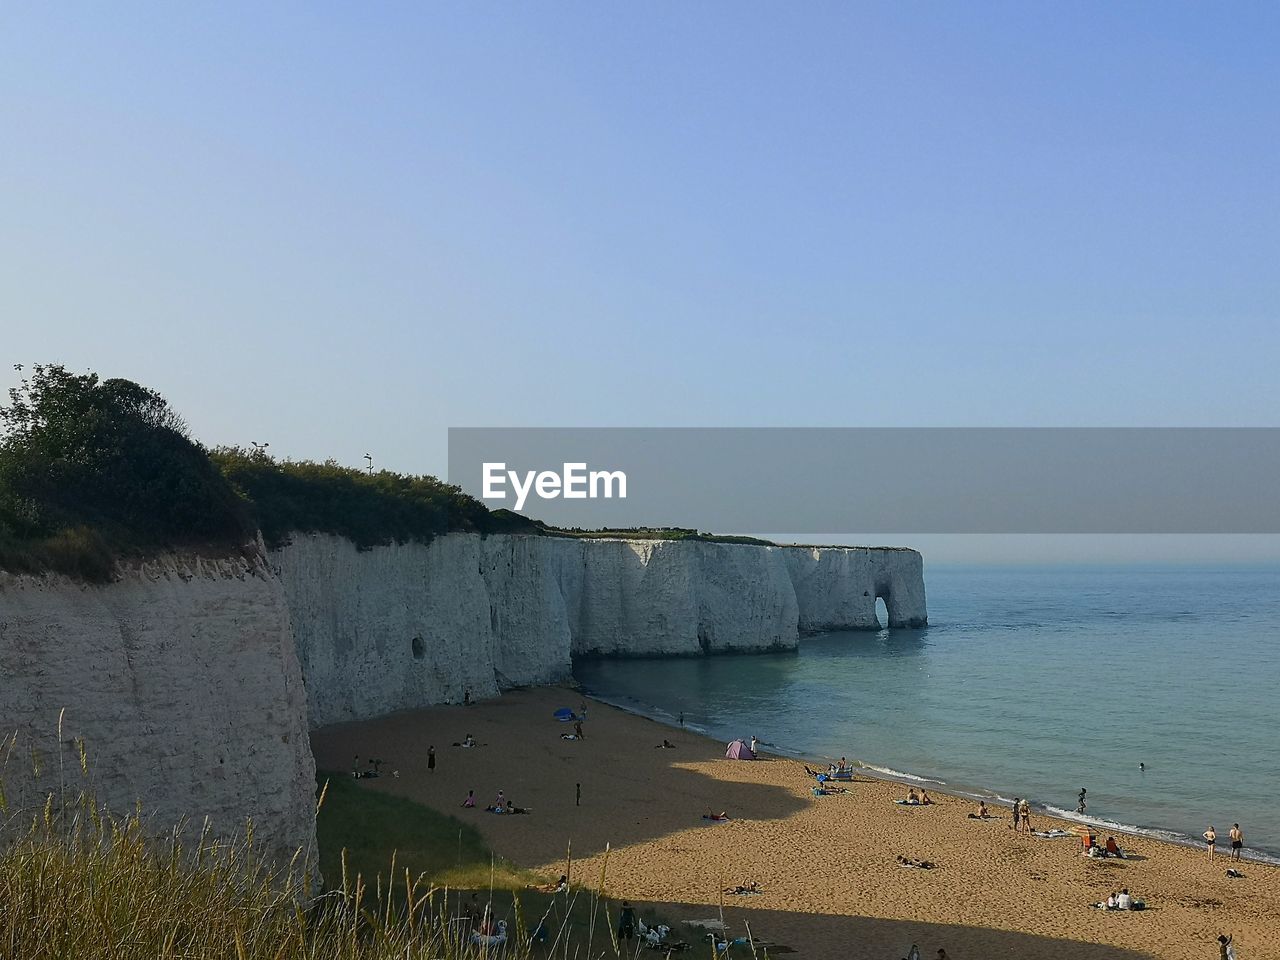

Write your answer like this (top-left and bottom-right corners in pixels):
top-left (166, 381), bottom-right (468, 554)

top-left (311, 687), bottom-right (1278, 960)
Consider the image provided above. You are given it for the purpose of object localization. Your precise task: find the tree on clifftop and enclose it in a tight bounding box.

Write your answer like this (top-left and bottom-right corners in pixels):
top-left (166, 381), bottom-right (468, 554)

top-left (0, 364), bottom-right (253, 579)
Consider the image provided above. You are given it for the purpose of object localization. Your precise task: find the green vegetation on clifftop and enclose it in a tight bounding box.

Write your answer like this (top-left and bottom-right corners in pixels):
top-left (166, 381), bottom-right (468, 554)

top-left (0, 365), bottom-right (254, 581)
top-left (214, 449), bottom-right (535, 550)
top-left (0, 364), bottom-right (772, 581)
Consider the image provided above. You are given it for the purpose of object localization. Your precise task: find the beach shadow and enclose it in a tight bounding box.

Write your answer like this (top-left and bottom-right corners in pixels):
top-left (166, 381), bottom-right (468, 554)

top-left (460, 891), bottom-right (1164, 960)
top-left (640, 904), bottom-right (1163, 960)
top-left (310, 692), bottom-right (811, 865)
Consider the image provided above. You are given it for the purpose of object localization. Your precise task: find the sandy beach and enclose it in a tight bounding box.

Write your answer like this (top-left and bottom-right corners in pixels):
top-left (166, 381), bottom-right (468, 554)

top-left (312, 687), bottom-right (1279, 960)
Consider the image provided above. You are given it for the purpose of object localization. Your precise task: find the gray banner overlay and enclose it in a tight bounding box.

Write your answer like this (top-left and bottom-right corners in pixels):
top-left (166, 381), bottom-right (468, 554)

top-left (447, 428), bottom-right (1280, 533)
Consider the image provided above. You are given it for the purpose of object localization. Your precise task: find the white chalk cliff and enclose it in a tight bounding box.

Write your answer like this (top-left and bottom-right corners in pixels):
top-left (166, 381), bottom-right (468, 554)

top-left (271, 533), bottom-right (927, 727)
top-left (0, 553), bottom-right (317, 871)
top-left (1, 531), bottom-right (924, 866)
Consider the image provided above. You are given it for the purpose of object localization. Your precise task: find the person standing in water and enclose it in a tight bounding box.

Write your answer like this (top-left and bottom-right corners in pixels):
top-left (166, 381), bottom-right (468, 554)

top-left (1204, 825), bottom-right (1218, 859)
top-left (1077, 787), bottom-right (1087, 813)
top-left (1229, 824), bottom-right (1243, 861)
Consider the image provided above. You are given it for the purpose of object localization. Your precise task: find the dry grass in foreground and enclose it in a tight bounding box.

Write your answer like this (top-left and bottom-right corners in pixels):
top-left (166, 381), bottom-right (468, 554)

top-left (0, 763), bottom-right (718, 960)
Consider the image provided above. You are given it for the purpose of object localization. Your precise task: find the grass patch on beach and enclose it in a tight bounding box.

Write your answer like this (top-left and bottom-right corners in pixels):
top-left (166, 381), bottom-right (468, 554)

top-left (315, 772), bottom-right (539, 890)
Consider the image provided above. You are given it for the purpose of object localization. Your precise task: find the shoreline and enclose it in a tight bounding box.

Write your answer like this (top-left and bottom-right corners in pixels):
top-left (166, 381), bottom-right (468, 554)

top-left (577, 684), bottom-right (1280, 866)
top-left (311, 686), bottom-right (1280, 960)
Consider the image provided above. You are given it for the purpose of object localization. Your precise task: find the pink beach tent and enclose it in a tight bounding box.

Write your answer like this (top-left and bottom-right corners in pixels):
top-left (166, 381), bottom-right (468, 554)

top-left (725, 739), bottom-right (756, 760)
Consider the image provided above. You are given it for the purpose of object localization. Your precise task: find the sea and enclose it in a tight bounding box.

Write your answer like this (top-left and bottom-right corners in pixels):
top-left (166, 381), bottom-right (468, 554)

top-left (574, 564), bottom-right (1280, 862)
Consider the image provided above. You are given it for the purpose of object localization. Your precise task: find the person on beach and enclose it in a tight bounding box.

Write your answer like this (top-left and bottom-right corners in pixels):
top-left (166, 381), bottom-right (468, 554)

top-left (919, 790), bottom-right (933, 805)
top-left (461, 789), bottom-right (475, 808)
top-left (533, 874), bottom-right (568, 894)
top-left (655, 739), bottom-right (675, 749)
top-left (968, 801), bottom-right (990, 819)
top-left (427, 745), bottom-right (436, 772)
top-left (1077, 787), bottom-right (1087, 814)
top-left (1011, 798), bottom-right (1021, 830)
top-left (750, 736), bottom-right (759, 754)
top-left (1218, 933), bottom-right (1237, 960)
top-left (574, 719), bottom-right (585, 740)
top-left (617, 901), bottom-right (636, 941)
top-left (1229, 824), bottom-right (1243, 860)
top-left (1204, 825), bottom-right (1217, 859)
top-left (1019, 797), bottom-right (1032, 831)
top-left (896, 855), bottom-right (935, 869)
top-left (1117, 889), bottom-right (1133, 910)
top-left (1106, 836), bottom-right (1124, 858)
top-left (906, 788), bottom-right (920, 805)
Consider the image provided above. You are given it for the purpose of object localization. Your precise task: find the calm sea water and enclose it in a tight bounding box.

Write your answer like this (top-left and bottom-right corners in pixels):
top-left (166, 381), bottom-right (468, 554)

top-left (574, 565), bottom-right (1280, 860)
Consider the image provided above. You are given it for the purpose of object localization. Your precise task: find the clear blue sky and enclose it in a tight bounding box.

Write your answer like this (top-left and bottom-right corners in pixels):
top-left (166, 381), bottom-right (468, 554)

top-left (3, 5), bottom-right (1278, 560)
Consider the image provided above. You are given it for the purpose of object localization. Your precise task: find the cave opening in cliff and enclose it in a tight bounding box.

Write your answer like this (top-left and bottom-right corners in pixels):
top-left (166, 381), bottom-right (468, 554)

top-left (412, 636), bottom-right (425, 660)
top-left (875, 596), bottom-right (889, 630)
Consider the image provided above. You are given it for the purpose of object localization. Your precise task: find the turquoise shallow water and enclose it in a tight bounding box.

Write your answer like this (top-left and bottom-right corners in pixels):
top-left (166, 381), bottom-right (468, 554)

top-left (574, 565), bottom-right (1280, 860)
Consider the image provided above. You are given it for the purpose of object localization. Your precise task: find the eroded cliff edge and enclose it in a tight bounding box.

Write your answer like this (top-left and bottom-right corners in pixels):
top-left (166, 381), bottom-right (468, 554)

top-left (0, 554), bottom-right (318, 871)
top-left (273, 533), bottom-right (926, 728)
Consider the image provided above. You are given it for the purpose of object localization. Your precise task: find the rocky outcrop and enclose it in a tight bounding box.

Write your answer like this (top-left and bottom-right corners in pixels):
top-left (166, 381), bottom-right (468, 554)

top-left (0, 553), bottom-right (316, 872)
top-left (782, 545), bottom-right (928, 631)
top-left (272, 534), bottom-right (926, 727)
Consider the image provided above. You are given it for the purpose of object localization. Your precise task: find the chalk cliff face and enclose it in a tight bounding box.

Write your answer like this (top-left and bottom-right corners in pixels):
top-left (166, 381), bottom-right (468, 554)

top-left (0, 530), bottom-right (924, 865)
top-left (272, 534), bottom-right (926, 727)
top-left (565, 539), bottom-right (800, 657)
top-left (0, 554), bottom-right (317, 871)
top-left (782, 545), bottom-right (928, 632)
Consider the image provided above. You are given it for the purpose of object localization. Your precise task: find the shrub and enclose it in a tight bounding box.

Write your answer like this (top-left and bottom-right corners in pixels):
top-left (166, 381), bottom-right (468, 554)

top-left (213, 449), bottom-right (537, 549)
top-left (0, 365), bottom-right (253, 579)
